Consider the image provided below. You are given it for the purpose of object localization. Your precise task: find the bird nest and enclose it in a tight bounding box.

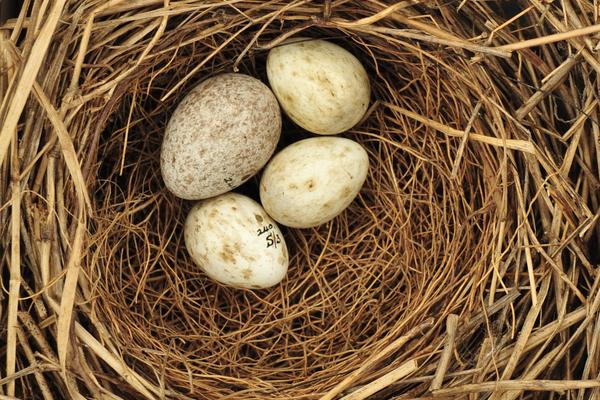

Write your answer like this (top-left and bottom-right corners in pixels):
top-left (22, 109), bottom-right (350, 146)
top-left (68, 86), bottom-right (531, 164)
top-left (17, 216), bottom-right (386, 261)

top-left (1, 1), bottom-right (599, 399)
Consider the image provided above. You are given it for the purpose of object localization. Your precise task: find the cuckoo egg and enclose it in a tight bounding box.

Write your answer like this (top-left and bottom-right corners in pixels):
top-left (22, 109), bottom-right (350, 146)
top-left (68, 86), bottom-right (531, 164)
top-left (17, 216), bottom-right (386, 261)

top-left (184, 193), bottom-right (289, 289)
top-left (266, 38), bottom-right (370, 135)
top-left (161, 73), bottom-right (281, 200)
top-left (260, 137), bottom-right (369, 228)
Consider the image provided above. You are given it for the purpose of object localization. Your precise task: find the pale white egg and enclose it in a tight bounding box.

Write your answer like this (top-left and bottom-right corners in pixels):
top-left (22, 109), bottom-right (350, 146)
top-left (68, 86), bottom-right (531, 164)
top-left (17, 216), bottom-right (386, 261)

top-left (184, 193), bottom-right (288, 289)
top-left (260, 137), bottom-right (369, 228)
top-left (267, 38), bottom-right (370, 135)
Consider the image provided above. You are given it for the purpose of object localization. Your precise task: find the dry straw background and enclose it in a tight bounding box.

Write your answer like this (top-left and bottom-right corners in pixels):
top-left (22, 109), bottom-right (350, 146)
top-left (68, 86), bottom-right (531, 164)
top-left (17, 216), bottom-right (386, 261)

top-left (0, 0), bottom-right (599, 399)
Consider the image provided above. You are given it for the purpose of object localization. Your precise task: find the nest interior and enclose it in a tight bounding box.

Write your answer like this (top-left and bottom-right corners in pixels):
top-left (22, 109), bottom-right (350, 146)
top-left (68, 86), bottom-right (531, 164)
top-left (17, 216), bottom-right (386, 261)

top-left (89, 22), bottom-right (502, 399)
top-left (1, 1), bottom-right (599, 400)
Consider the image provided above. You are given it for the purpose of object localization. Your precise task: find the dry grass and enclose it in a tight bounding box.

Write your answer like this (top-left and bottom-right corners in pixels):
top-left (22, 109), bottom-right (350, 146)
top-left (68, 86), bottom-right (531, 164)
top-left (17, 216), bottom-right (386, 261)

top-left (0, 1), bottom-right (598, 399)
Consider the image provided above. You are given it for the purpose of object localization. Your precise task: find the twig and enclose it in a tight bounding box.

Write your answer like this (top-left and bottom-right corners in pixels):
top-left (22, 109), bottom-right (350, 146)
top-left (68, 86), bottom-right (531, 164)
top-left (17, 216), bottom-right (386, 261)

top-left (0, 0), bottom-right (67, 168)
top-left (320, 319), bottom-right (433, 400)
top-left (500, 276), bottom-right (551, 380)
top-left (497, 24), bottom-right (600, 51)
top-left (432, 380), bottom-right (600, 396)
top-left (6, 112), bottom-right (21, 397)
top-left (341, 360), bottom-right (418, 400)
top-left (57, 215), bottom-right (86, 372)
top-left (384, 103), bottom-right (536, 153)
top-left (430, 314), bottom-right (459, 391)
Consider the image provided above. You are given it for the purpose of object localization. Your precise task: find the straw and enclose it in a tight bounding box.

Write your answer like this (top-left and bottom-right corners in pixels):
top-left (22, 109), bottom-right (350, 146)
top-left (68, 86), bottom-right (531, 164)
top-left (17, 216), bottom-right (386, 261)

top-left (0, 0), bottom-right (598, 399)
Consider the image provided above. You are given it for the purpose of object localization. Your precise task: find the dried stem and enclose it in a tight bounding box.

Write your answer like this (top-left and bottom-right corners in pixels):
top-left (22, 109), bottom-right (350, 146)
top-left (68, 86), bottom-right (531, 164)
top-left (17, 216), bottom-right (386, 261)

top-left (0, 1), bottom-right (597, 399)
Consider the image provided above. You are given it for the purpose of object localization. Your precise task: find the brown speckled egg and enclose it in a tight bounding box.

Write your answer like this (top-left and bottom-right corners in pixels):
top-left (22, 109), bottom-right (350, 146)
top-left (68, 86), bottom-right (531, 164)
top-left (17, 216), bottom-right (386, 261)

top-left (260, 137), bottom-right (369, 228)
top-left (267, 38), bottom-right (370, 135)
top-left (160, 73), bottom-right (282, 200)
top-left (184, 193), bottom-right (289, 289)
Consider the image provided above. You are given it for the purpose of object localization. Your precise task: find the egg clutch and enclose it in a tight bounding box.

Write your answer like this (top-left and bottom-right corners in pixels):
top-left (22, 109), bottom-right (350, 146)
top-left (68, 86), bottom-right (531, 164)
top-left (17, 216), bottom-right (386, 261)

top-left (160, 38), bottom-right (371, 289)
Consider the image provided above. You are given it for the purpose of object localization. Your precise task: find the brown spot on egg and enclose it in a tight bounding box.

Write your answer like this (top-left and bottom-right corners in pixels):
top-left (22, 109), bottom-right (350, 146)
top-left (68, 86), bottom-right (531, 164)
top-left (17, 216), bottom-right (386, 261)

top-left (220, 251), bottom-right (235, 263)
top-left (306, 179), bottom-right (316, 190)
top-left (242, 268), bottom-right (253, 280)
top-left (342, 186), bottom-right (353, 197)
top-left (255, 214), bottom-right (264, 223)
top-left (219, 242), bottom-right (239, 263)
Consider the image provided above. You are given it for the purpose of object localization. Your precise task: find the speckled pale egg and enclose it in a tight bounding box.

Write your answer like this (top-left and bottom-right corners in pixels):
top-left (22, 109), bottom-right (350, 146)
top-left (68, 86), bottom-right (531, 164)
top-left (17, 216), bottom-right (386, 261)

top-left (161, 73), bottom-right (281, 200)
top-left (266, 38), bottom-right (370, 135)
top-left (184, 192), bottom-right (289, 289)
top-left (260, 137), bottom-right (369, 228)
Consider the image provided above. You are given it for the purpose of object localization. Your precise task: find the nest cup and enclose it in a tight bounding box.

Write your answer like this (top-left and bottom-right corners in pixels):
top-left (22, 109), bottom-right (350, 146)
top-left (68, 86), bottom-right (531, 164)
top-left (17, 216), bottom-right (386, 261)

top-left (89, 13), bottom-right (504, 400)
top-left (2, 1), bottom-right (599, 399)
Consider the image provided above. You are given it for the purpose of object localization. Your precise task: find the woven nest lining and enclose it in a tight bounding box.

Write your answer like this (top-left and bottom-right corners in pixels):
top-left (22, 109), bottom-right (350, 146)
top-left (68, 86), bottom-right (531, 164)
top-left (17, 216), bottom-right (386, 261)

top-left (88, 25), bottom-right (502, 397)
top-left (1, 1), bottom-right (599, 399)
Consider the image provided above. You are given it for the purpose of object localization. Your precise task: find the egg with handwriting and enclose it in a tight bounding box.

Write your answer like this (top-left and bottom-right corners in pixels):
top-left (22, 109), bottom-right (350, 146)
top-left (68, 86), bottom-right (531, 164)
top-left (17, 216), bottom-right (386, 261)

top-left (260, 137), bottom-right (369, 228)
top-left (184, 192), bottom-right (288, 289)
top-left (161, 73), bottom-right (281, 200)
top-left (266, 38), bottom-right (370, 135)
